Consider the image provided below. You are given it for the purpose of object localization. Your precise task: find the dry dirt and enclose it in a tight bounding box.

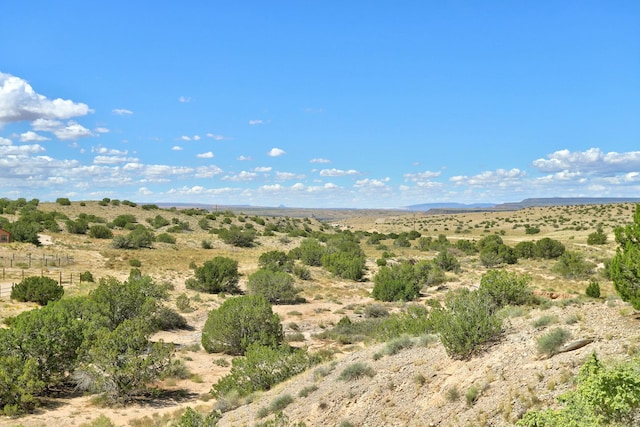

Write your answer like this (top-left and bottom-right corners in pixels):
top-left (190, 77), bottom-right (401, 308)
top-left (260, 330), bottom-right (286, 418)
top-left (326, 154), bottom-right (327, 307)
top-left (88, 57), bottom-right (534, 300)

top-left (1, 202), bottom-right (638, 426)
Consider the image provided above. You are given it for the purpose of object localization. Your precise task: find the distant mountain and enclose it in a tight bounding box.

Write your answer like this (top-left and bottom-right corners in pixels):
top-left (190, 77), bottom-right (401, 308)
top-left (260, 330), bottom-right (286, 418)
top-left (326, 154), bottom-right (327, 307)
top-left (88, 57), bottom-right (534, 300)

top-left (494, 197), bottom-right (640, 210)
top-left (404, 202), bottom-right (496, 211)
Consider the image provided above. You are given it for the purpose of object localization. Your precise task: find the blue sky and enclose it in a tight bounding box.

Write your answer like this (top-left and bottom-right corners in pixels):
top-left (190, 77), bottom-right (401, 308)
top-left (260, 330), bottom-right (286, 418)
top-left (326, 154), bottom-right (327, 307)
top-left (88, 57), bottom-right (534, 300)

top-left (1, 1), bottom-right (638, 208)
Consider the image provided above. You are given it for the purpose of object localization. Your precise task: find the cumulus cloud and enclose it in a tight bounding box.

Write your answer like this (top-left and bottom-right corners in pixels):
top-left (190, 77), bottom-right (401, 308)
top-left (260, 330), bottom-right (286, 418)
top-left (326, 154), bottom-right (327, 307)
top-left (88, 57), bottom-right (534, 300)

top-left (0, 137), bottom-right (11, 145)
top-left (354, 177), bottom-right (390, 188)
top-left (276, 171), bottom-right (305, 181)
top-left (254, 166), bottom-right (272, 173)
top-left (195, 165), bottom-right (224, 178)
top-left (268, 147), bottom-right (286, 157)
top-left (403, 170), bottom-right (442, 182)
top-left (19, 131), bottom-right (49, 142)
top-left (112, 108), bottom-right (133, 115)
top-left (310, 158), bottom-right (331, 164)
top-left (237, 155), bottom-right (252, 161)
top-left (223, 171), bottom-right (258, 182)
top-left (249, 119), bottom-right (264, 125)
top-left (178, 96), bottom-right (191, 103)
top-left (93, 155), bottom-right (139, 165)
top-left (450, 168), bottom-right (526, 186)
top-left (32, 118), bottom-right (93, 140)
top-left (0, 72), bottom-right (92, 126)
top-left (319, 168), bottom-right (359, 177)
top-left (196, 151), bottom-right (214, 158)
top-left (95, 127), bottom-right (109, 134)
top-left (533, 148), bottom-right (640, 175)
top-left (0, 143), bottom-right (45, 156)
top-left (92, 146), bottom-right (128, 155)
top-left (171, 146), bottom-right (183, 151)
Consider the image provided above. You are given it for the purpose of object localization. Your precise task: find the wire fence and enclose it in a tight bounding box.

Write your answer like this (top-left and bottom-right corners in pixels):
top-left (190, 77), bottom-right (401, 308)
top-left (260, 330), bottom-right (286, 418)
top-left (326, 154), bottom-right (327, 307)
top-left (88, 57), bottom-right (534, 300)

top-left (0, 268), bottom-right (87, 299)
top-left (0, 252), bottom-right (74, 268)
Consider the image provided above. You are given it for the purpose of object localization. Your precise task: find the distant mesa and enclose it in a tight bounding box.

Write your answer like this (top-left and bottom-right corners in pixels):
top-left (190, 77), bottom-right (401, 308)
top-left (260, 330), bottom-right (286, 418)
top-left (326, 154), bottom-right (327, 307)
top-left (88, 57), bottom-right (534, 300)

top-left (406, 197), bottom-right (640, 214)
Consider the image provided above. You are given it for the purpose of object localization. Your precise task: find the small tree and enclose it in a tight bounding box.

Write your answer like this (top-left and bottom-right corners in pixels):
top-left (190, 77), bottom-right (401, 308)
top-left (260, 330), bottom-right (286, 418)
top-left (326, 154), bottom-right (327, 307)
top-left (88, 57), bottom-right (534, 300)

top-left (587, 225), bottom-right (608, 245)
top-left (430, 288), bottom-right (502, 359)
top-left (11, 276), bottom-right (64, 305)
top-left (89, 224), bottom-right (113, 239)
top-left (247, 269), bottom-right (301, 304)
top-left (186, 257), bottom-right (240, 294)
top-left (258, 250), bottom-right (292, 272)
top-left (552, 251), bottom-right (594, 279)
top-left (586, 279), bottom-right (601, 298)
top-left (298, 238), bottom-right (325, 266)
top-left (611, 205), bottom-right (640, 309)
top-left (479, 269), bottom-right (532, 308)
top-left (201, 295), bottom-right (283, 355)
top-left (372, 261), bottom-right (421, 302)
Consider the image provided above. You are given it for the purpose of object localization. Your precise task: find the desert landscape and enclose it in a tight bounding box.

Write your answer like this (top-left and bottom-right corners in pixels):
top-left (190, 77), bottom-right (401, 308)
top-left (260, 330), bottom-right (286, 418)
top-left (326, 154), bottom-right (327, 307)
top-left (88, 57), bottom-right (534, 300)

top-left (0, 199), bottom-right (639, 426)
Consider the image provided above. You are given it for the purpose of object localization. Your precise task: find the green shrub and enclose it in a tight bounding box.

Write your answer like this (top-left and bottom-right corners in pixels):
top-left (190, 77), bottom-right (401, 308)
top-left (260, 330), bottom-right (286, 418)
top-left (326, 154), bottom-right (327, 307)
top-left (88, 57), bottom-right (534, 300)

top-left (66, 219), bottom-right (88, 234)
top-left (218, 226), bottom-right (256, 247)
top-left (433, 248), bottom-right (460, 272)
top-left (479, 269), bottom-right (532, 308)
top-left (338, 362), bottom-right (376, 381)
top-left (518, 353), bottom-right (640, 426)
top-left (371, 261), bottom-right (421, 302)
top-left (202, 295), bottom-right (283, 355)
top-left (176, 293), bottom-right (193, 313)
top-left (11, 276), bottom-right (64, 305)
top-left (175, 407), bottom-right (221, 427)
top-left (89, 224), bottom-right (113, 239)
top-left (536, 327), bottom-right (571, 356)
top-left (364, 304), bottom-right (389, 318)
top-left (465, 385), bottom-right (480, 406)
top-left (298, 384), bottom-right (318, 398)
top-left (383, 335), bottom-right (413, 355)
top-left (212, 344), bottom-right (309, 397)
top-left (587, 226), bottom-right (608, 245)
top-left (535, 237), bottom-right (565, 259)
top-left (247, 269), bottom-right (301, 304)
top-left (430, 288), bottom-right (502, 359)
top-left (611, 205), bottom-right (640, 309)
top-left (586, 279), bottom-right (601, 298)
top-left (552, 251), bottom-right (595, 279)
top-left (292, 263), bottom-right (311, 280)
top-left (532, 315), bottom-right (558, 328)
top-left (186, 257), bottom-right (240, 294)
top-left (152, 306), bottom-right (188, 331)
top-left (129, 258), bottom-right (142, 267)
top-left (80, 271), bottom-right (95, 282)
top-left (56, 197), bottom-right (71, 206)
top-left (156, 233), bottom-right (176, 244)
top-left (258, 250), bottom-right (292, 272)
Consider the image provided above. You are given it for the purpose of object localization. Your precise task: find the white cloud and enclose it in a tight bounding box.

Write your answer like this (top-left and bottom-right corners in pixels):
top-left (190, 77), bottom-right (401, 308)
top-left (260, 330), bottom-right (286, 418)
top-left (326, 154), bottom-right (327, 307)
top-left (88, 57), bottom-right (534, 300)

top-left (533, 148), bottom-right (640, 175)
top-left (91, 146), bottom-right (128, 155)
top-left (197, 151), bottom-right (214, 158)
top-left (0, 143), bottom-right (45, 156)
top-left (93, 155), bottom-right (139, 165)
top-left (254, 166), bottom-right (272, 172)
top-left (237, 155), bottom-right (252, 161)
top-left (354, 177), bottom-right (390, 188)
top-left (19, 131), bottom-right (49, 142)
top-left (195, 165), bottom-right (224, 178)
top-left (95, 127), bottom-right (110, 134)
top-left (268, 147), bottom-right (286, 157)
top-left (0, 72), bottom-right (92, 126)
top-left (171, 146), bottom-right (183, 151)
top-left (179, 96), bottom-right (191, 103)
top-left (0, 137), bottom-right (11, 145)
top-left (319, 168), bottom-right (359, 177)
top-left (32, 118), bottom-right (93, 140)
top-left (310, 158), bottom-right (331, 164)
top-left (53, 121), bottom-right (93, 140)
top-left (138, 187), bottom-right (152, 195)
top-left (451, 168), bottom-right (526, 186)
top-left (180, 135), bottom-right (192, 141)
top-left (206, 133), bottom-right (230, 140)
top-left (223, 171), bottom-right (258, 182)
top-left (403, 170), bottom-right (442, 182)
top-left (276, 171), bottom-right (305, 180)
top-left (249, 119), bottom-right (264, 125)
top-left (112, 108), bottom-right (133, 115)
top-left (193, 135), bottom-right (201, 141)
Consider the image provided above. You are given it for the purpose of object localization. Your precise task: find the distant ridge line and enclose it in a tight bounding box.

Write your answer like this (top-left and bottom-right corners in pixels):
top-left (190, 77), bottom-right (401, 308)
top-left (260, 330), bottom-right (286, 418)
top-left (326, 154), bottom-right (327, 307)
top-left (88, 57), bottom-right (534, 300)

top-left (407, 197), bottom-right (640, 214)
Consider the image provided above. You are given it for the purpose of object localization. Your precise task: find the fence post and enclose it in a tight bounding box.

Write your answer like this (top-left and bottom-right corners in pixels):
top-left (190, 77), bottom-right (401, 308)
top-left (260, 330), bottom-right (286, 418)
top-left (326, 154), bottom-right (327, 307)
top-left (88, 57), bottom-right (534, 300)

top-left (59, 271), bottom-right (62, 285)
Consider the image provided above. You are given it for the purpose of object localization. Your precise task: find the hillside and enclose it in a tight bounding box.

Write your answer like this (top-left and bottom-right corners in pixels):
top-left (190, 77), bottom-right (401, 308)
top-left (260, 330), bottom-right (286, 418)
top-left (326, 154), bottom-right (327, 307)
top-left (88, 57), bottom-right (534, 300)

top-left (1, 200), bottom-right (639, 426)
